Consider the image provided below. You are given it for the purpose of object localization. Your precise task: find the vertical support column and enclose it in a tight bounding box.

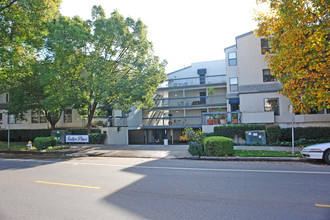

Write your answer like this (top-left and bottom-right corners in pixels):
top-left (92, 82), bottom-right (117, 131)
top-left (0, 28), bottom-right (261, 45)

top-left (171, 129), bottom-right (174, 144)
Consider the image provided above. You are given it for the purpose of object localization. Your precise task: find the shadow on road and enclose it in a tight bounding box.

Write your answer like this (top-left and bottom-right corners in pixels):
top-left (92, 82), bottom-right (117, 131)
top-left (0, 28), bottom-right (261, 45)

top-left (100, 159), bottom-right (330, 220)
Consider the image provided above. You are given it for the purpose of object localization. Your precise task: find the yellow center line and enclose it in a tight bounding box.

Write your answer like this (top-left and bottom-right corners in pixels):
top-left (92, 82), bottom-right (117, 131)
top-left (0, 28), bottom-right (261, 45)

top-left (315, 204), bottom-right (330, 208)
top-left (36, 181), bottom-right (101, 189)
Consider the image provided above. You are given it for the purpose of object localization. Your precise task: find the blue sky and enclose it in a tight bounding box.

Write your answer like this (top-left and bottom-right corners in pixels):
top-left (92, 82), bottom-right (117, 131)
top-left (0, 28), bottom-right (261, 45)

top-left (60, 0), bottom-right (262, 73)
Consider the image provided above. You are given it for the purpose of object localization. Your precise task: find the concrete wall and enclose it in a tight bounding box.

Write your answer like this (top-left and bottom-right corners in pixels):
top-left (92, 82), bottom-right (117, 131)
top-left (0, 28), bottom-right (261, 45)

top-left (167, 60), bottom-right (226, 80)
top-left (0, 109), bottom-right (86, 130)
top-left (104, 127), bottom-right (128, 145)
top-left (236, 33), bottom-right (270, 86)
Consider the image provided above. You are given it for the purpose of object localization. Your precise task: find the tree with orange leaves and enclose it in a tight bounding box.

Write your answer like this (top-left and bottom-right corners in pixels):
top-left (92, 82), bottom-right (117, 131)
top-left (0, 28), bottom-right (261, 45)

top-left (254, 0), bottom-right (329, 114)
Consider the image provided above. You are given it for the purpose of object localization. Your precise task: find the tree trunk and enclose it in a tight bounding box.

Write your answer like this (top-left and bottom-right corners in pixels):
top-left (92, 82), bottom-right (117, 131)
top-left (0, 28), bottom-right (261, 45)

top-left (86, 102), bottom-right (98, 134)
top-left (45, 110), bottom-right (62, 135)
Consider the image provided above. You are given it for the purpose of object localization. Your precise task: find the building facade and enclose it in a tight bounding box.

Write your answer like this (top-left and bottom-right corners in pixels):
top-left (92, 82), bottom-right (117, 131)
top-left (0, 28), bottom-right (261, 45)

top-left (1, 31), bottom-right (329, 144)
top-left (128, 60), bottom-right (228, 144)
top-left (224, 31), bottom-right (330, 128)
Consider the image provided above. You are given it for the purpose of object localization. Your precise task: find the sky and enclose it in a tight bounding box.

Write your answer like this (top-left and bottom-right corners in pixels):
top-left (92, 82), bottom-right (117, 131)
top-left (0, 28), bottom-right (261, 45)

top-left (60, 0), bottom-right (262, 73)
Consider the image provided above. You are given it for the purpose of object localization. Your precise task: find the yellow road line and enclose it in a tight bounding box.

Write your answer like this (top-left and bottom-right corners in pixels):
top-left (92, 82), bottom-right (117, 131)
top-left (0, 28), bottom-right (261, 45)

top-left (315, 204), bottom-right (330, 208)
top-left (36, 181), bottom-right (101, 189)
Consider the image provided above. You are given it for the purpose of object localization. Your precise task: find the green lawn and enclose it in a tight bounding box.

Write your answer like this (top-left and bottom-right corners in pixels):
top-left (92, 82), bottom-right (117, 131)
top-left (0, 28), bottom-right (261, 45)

top-left (234, 150), bottom-right (302, 157)
top-left (0, 142), bottom-right (30, 151)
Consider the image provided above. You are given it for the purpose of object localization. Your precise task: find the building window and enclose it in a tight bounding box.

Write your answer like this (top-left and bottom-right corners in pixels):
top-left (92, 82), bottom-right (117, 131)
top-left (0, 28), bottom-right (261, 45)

top-left (31, 110), bottom-right (47, 123)
top-left (64, 109), bottom-right (72, 123)
top-left (0, 113), bottom-right (2, 124)
top-left (261, 38), bottom-right (273, 54)
top-left (197, 68), bottom-right (207, 74)
top-left (199, 73), bottom-right (206, 85)
top-left (228, 52), bottom-right (237, 66)
top-left (264, 98), bottom-right (280, 115)
top-left (6, 94), bottom-right (9, 103)
top-left (229, 77), bottom-right (238, 92)
top-left (263, 69), bottom-right (276, 82)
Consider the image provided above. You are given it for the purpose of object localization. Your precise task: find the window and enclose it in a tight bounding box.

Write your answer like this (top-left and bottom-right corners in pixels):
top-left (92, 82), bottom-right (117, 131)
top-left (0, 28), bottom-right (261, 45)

top-left (229, 77), bottom-right (238, 92)
top-left (0, 113), bottom-right (2, 124)
top-left (31, 110), bottom-right (47, 123)
top-left (199, 73), bottom-right (206, 85)
top-left (64, 109), bottom-right (72, 123)
top-left (264, 98), bottom-right (280, 115)
top-left (228, 52), bottom-right (237, 66)
top-left (31, 110), bottom-right (39, 123)
top-left (197, 68), bottom-right (207, 74)
top-left (263, 69), bottom-right (276, 82)
top-left (261, 38), bottom-right (273, 54)
top-left (5, 94), bottom-right (9, 103)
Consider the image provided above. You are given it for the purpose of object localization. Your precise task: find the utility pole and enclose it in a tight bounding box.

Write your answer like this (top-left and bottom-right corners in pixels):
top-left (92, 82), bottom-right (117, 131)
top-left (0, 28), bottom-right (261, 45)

top-left (290, 105), bottom-right (295, 155)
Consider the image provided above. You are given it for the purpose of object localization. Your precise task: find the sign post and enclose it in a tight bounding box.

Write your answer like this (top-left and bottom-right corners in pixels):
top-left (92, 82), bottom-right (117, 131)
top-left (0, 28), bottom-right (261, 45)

top-left (289, 105), bottom-right (295, 155)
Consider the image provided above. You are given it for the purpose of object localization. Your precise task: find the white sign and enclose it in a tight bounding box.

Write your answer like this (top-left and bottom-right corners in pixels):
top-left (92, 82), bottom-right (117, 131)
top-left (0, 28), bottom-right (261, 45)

top-left (65, 135), bottom-right (89, 143)
top-left (9, 114), bottom-right (15, 124)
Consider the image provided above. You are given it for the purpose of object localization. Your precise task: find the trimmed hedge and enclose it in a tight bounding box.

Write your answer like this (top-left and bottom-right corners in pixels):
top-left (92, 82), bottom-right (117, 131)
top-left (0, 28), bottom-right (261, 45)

top-left (34, 137), bottom-right (57, 151)
top-left (214, 124), bottom-right (267, 139)
top-left (203, 136), bottom-right (234, 157)
top-left (280, 127), bottom-right (330, 141)
top-left (188, 141), bottom-right (204, 157)
top-left (213, 125), bottom-right (330, 144)
top-left (0, 129), bottom-right (52, 142)
top-left (89, 133), bottom-right (107, 144)
top-left (0, 128), bottom-right (102, 142)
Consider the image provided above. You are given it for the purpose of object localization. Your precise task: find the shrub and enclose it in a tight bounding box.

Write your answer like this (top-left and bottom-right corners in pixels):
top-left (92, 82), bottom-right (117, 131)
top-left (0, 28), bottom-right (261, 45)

top-left (89, 133), bottom-right (106, 144)
top-left (184, 127), bottom-right (203, 143)
top-left (34, 137), bottom-right (57, 151)
top-left (0, 129), bottom-right (52, 142)
top-left (188, 141), bottom-right (204, 157)
top-left (213, 124), bottom-right (282, 144)
top-left (203, 136), bottom-right (234, 157)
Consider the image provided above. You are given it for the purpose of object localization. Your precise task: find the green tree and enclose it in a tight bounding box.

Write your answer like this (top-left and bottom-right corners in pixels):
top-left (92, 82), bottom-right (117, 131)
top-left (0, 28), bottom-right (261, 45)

top-left (0, 0), bottom-right (62, 91)
top-left (8, 15), bottom-right (90, 132)
top-left (254, 0), bottom-right (329, 113)
top-left (75, 6), bottom-right (167, 132)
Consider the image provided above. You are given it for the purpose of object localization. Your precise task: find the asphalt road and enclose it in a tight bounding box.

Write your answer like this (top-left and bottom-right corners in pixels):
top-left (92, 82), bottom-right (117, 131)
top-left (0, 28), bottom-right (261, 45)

top-left (1, 157), bottom-right (329, 220)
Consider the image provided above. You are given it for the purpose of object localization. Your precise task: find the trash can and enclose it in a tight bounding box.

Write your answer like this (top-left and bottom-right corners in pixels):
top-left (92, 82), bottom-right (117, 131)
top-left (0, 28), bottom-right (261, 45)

top-left (164, 139), bottom-right (168, 145)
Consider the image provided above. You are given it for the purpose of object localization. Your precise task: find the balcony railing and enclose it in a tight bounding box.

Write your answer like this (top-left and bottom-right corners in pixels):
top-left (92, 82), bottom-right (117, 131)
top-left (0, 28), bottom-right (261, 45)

top-left (202, 111), bottom-right (241, 125)
top-left (158, 74), bottom-right (226, 88)
top-left (142, 116), bottom-right (202, 127)
top-left (169, 75), bottom-right (226, 87)
top-left (154, 95), bottom-right (226, 108)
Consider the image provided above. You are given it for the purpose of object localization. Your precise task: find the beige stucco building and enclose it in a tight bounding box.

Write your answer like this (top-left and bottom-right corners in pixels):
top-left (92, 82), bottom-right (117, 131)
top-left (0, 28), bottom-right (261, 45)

top-left (224, 31), bottom-right (330, 128)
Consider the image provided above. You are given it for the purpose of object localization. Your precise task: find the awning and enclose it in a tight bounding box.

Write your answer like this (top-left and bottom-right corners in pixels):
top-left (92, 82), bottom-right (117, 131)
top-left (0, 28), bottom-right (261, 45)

top-left (229, 98), bottom-right (239, 104)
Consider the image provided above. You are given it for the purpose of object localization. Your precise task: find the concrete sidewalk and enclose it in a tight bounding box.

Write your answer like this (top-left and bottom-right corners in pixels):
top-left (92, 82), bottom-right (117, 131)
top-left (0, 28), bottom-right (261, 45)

top-left (64, 144), bottom-right (304, 161)
top-left (0, 144), bottom-right (305, 162)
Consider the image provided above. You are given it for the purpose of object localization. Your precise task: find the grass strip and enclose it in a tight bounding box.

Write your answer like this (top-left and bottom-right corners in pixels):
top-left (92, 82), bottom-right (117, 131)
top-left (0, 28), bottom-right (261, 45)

top-left (234, 150), bottom-right (301, 157)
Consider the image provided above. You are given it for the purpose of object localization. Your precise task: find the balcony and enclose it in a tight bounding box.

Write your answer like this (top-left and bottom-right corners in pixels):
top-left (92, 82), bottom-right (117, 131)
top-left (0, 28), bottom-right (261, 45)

top-left (202, 111), bottom-right (242, 125)
top-left (153, 95), bottom-right (226, 109)
top-left (142, 116), bottom-right (202, 128)
top-left (159, 74), bottom-right (226, 88)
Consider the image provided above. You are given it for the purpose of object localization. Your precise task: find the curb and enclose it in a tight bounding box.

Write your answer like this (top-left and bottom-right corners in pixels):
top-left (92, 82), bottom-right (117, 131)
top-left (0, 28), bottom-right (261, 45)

top-left (0, 150), bottom-right (307, 162)
top-left (177, 156), bottom-right (307, 162)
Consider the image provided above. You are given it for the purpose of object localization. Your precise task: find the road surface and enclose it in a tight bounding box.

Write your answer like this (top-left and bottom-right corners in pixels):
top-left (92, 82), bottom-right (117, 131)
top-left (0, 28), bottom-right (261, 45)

top-left (1, 157), bottom-right (329, 219)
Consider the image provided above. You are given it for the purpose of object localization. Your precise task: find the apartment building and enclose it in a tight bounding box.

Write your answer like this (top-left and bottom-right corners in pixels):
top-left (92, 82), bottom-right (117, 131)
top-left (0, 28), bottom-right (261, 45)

top-left (128, 60), bottom-right (228, 144)
top-left (224, 31), bottom-right (330, 128)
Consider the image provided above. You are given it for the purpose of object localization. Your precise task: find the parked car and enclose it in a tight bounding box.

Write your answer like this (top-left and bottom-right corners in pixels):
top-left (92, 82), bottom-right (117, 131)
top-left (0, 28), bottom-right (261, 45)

top-left (301, 142), bottom-right (330, 164)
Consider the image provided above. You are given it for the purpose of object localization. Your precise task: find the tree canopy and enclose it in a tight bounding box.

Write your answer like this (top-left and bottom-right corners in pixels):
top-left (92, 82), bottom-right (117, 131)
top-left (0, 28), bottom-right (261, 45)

top-left (74, 6), bottom-right (167, 132)
top-left (5, 5), bottom-right (167, 132)
top-left (254, 0), bottom-right (329, 113)
top-left (0, 0), bottom-right (62, 91)
top-left (8, 15), bottom-right (90, 131)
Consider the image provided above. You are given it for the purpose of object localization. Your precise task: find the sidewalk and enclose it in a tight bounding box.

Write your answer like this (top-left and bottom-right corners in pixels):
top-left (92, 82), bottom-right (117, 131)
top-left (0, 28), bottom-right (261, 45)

top-left (58, 144), bottom-right (305, 162)
top-left (0, 144), bottom-right (306, 162)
